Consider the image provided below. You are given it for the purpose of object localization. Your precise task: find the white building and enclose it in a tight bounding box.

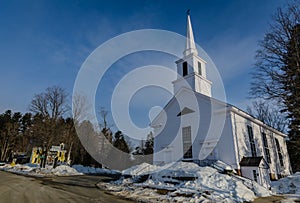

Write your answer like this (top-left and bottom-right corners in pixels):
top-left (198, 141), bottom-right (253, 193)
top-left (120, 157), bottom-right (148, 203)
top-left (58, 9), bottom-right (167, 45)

top-left (151, 13), bottom-right (292, 188)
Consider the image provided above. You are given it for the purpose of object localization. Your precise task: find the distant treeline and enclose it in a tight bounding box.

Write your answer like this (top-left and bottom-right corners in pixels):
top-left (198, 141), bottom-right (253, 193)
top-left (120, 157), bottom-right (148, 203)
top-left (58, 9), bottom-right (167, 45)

top-left (0, 86), bottom-right (153, 169)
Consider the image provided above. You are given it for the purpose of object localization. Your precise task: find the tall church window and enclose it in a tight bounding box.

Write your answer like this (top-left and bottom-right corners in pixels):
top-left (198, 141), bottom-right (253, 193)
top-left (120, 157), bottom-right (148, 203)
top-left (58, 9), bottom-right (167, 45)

top-left (182, 126), bottom-right (192, 159)
top-left (198, 62), bottom-right (202, 75)
top-left (262, 132), bottom-right (271, 163)
top-left (253, 170), bottom-right (258, 182)
top-left (183, 62), bottom-right (188, 76)
top-left (275, 138), bottom-right (284, 167)
top-left (247, 125), bottom-right (257, 157)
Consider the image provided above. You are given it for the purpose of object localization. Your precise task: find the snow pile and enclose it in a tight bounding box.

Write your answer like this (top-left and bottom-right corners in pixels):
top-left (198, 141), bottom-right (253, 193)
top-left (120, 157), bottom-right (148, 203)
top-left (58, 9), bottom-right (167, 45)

top-left (99, 162), bottom-right (271, 203)
top-left (154, 161), bottom-right (203, 178)
top-left (0, 162), bottom-right (121, 177)
top-left (52, 165), bottom-right (82, 176)
top-left (146, 162), bottom-right (269, 202)
top-left (0, 163), bottom-right (83, 176)
top-left (0, 163), bottom-right (37, 174)
top-left (72, 164), bottom-right (119, 175)
top-left (122, 162), bottom-right (159, 176)
top-left (213, 160), bottom-right (236, 173)
top-left (271, 172), bottom-right (300, 194)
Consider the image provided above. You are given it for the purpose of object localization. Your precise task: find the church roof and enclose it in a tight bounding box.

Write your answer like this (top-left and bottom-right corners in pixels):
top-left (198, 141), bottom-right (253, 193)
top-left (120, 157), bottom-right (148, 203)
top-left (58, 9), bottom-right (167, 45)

top-left (177, 107), bottom-right (195, 116)
top-left (150, 86), bottom-right (287, 138)
top-left (192, 89), bottom-right (288, 137)
top-left (239, 156), bottom-right (263, 167)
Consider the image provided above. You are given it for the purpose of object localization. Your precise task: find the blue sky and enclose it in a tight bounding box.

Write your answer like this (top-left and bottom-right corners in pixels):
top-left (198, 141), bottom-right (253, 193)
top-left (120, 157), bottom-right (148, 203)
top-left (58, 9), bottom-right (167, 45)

top-left (0, 0), bottom-right (284, 133)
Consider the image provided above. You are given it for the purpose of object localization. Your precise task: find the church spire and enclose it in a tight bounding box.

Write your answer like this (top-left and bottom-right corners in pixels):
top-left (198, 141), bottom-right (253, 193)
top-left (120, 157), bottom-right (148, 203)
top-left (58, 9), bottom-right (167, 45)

top-left (173, 10), bottom-right (212, 97)
top-left (183, 10), bottom-right (198, 56)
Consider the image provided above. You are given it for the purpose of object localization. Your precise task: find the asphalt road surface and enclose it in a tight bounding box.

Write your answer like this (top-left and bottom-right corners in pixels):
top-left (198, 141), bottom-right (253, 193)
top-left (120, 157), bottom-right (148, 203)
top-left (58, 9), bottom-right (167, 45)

top-left (0, 171), bottom-right (133, 203)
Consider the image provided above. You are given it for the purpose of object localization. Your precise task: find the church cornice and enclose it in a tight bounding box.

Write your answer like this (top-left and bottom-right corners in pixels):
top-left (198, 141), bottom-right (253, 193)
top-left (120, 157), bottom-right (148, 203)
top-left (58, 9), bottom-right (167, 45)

top-left (172, 72), bottom-right (212, 85)
top-left (175, 53), bottom-right (207, 64)
top-left (229, 106), bottom-right (288, 138)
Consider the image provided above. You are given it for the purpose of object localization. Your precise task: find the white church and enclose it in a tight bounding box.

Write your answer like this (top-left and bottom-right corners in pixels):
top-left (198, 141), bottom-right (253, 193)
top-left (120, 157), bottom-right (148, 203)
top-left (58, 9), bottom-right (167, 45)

top-left (151, 13), bottom-right (292, 188)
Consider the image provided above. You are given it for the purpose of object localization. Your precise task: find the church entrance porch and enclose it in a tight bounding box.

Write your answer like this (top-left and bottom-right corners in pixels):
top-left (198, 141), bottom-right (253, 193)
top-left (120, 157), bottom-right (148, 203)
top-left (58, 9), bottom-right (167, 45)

top-left (240, 156), bottom-right (270, 188)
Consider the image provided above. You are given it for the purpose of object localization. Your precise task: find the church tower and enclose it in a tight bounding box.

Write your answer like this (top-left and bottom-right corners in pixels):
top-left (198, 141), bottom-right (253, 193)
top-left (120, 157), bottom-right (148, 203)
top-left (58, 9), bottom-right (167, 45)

top-left (173, 12), bottom-right (212, 97)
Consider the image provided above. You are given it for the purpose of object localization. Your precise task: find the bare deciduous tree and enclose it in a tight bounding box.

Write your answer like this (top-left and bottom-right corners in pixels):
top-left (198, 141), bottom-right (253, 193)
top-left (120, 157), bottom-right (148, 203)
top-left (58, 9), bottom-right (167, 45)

top-left (250, 1), bottom-right (300, 139)
top-left (250, 1), bottom-right (300, 100)
top-left (30, 86), bottom-right (68, 120)
top-left (72, 94), bottom-right (90, 124)
top-left (246, 100), bottom-right (288, 133)
top-left (29, 86), bottom-right (68, 148)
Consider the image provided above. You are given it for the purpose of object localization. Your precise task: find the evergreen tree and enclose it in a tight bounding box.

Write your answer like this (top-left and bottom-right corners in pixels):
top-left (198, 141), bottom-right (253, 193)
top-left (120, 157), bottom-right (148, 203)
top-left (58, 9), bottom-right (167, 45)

top-left (0, 110), bottom-right (22, 161)
top-left (250, 1), bottom-right (300, 172)
top-left (143, 132), bottom-right (154, 155)
top-left (113, 131), bottom-right (130, 153)
top-left (283, 24), bottom-right (300, 172)
top-left (282, 24), bottom-right (300, 139)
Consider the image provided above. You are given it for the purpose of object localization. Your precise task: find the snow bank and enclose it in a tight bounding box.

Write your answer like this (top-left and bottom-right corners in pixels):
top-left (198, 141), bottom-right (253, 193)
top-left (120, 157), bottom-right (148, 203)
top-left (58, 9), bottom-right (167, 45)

top-left (147, 163), bottom-right (268, 202)
top-left (72, 164), bottom-right (119, 175)
top-left (0, 163), bottom-right (120, 177)
top-left (122, 162), bottom-right (159, 176)
top-left (1, 164), bottom-right (37, 174)
top-left (271, 172), bottom-right (300, 194)
top-left (213, 160), bottom-right (236, 173)
top-left (0, 163), bottom-right (83, 176)
top-left (52, 165), bottom-right (82, 176)
top-left (100, 162), bottom-right (271, 203)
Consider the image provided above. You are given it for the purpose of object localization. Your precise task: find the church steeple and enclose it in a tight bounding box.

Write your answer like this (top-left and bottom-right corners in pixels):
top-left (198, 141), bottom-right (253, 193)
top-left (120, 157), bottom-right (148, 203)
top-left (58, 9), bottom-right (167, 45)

top-left (172, 11), bottom-right (212, 97)
top-left (183, 10), bottom-right (198, 56)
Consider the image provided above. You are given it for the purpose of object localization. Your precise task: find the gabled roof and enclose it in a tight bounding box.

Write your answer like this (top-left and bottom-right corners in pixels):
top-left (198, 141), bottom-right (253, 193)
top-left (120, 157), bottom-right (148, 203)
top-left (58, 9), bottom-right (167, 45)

top-left (177, 107), bottom-right (195, 116)
top-left (150, 87), bottom-right (287, 138)
top-left (239, 156), bottom-right (263, 167)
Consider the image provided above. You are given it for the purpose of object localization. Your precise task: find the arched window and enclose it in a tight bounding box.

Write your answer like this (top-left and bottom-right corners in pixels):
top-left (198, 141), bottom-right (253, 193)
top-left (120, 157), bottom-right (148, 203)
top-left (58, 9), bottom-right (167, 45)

top-left (183, 62), bottom-right (188, 76)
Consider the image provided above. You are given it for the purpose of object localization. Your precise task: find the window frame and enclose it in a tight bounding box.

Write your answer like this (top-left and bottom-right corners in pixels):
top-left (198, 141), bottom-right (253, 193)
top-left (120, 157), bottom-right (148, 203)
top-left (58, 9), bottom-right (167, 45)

top-left (253, 170), bottom-right (258, 182)
top-left (247, 125), bottom-right (257, 157)
top-left (182, 126), bottom-right (193, 159)
top-left (275, 138), bottom-right (284, 167)
top-left (198, 61), bottom-right (202, 75)
top-left (262, 132), bottom-right (271, 163)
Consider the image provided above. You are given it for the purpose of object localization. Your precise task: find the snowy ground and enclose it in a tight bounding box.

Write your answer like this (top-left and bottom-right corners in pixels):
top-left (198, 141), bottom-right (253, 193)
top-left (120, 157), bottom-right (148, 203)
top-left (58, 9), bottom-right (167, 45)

top-left (0, 163), bottom-right (119, 177)
top-left (2, 162), bottom-right (300, 202)
top-left (98, 162), bottom-right (271, 203)
top-left (271, 172), bottom-right (300, 195)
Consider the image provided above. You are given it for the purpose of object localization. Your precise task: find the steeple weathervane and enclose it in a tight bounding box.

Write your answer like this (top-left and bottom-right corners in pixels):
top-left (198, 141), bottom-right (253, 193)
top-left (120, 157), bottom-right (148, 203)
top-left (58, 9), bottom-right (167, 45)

top-left (184, 10), bottom-right (198, 56)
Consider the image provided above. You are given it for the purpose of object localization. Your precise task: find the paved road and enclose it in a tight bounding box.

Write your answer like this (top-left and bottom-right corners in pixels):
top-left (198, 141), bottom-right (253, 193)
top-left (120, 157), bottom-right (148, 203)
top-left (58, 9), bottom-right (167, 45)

top-left (0, 171), bottom-right (133, 203)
